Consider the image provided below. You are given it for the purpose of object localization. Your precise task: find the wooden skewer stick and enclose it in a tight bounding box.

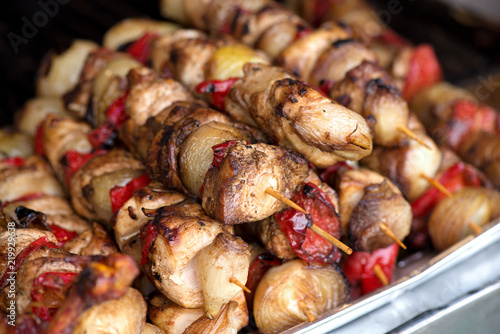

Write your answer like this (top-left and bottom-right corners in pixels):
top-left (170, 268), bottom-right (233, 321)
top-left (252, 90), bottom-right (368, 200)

top-left (379, 223), bottom-right (407, 250)
top-left (419, 173), bottom-right (453, 198)
top-left (309, 224), bottom-right (353, 255)
top-left (397, 125), bottom-right (431, 149)
top-left (373, 264), bottom-right (389, 286)
top-left (229, 277), bottom-right (251, 294)
top-left (265, 188), bottom-right (307, 214)
top-left (468, 222), bottom-right (483, 235)
top-left (265, 187), bottom-right (353, 255)
top-left (298, 300), bottom-right (316, 322)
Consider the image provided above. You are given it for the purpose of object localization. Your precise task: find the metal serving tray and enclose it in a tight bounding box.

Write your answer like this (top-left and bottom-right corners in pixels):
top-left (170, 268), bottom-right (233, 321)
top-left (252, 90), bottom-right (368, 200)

top-left (282, 218), bottom-right (500, 334)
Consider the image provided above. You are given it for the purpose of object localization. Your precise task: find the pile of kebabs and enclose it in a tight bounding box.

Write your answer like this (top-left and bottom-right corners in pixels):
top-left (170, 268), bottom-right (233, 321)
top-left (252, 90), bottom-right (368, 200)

top-left (1, 0), bottom-right (500, 333)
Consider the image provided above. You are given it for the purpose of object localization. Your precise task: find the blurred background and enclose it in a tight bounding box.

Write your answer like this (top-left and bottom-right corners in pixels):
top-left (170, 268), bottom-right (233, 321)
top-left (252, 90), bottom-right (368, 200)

top-left (1, 0), bottom-right (500, 125)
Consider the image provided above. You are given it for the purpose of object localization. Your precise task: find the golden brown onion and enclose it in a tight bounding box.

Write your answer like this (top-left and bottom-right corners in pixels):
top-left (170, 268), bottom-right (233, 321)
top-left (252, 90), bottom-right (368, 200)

top-left (88, 168), bottom-right (145, 222)
top-left (179, 122), bottom-right (252, 196)
top-left (72, 288), bottom-right (146, 334)
top-left (196, 232), bottom-right (250, 319)
top-left (0, 129), bottom-right (33, 159)
top-left (254, 259), bottom-right (349, 334)
top-left (429, 187), bottom-right (500, 251)
top-left (183, 301), bottom-right (238, 334)
top-left (37, 39), bottom-right (99, 98)
top-left (103, 18), bottom-right (178, 50)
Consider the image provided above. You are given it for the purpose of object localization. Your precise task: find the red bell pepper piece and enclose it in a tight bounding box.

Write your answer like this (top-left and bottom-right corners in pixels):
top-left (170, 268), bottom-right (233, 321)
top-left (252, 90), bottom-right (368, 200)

top-left (245, 254), bottom-right (282, 312)
top-left (1, 193), bottom-right (45, 207)
top-left (319, 79), bottom-right (336, 96)
top-left (319, 162), bottom-right (353, 187)
top-left (30, 271), bottom-right (78, 321)
top-left (275, 182), bottom-right (342, 265)
top-left (0, 236), bottom-right (57, 289)
top-left (411, 162), bottom-right (482, 218)
top-left (376, 29), bottom-right (408, 47)
top-left (105, 91), bottom-right (130, 128)
top-left (402, 44), bottom-right (442, 101)
top-left (48, 224), bottom-right (78, 247)
top-left (195, 78), bottom-right (240, 111)
top-left (210, 140), bottom-right (240, 169)
top-left (200, 140), bottom-right (244, 196)
top-left (34, 122), bottom-right (45, 157)
top-left (140, 220), bottom-right (159, 266)
top-left (126, 32), bottom-right (159, 64)
top-left (294, 27), bottom-right (313, 41)
top-left (61, 149), bottom-right (107, 187)
top-left (0, 156), bottom-right (25, 167)
top-left (109, 173), bottom-right (151, 213)
top-left (342, 243), bottom-right (399, 297)
top-left (88, 92), bottom-right (129, 149)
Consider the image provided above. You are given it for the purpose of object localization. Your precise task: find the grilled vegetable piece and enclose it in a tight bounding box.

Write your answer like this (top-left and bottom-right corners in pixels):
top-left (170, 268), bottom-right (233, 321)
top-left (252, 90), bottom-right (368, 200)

top-left (428, 187), bottom-right (500, 251)
top-left (37, 39), bottom-right (99, 98)
top-left (254, 259), bottom-right (349, 334)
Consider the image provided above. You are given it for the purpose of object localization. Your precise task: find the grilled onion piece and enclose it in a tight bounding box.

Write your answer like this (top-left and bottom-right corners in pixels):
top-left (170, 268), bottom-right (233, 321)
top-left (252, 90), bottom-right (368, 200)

top-left (428, 187), bottom-right (500, 251)
top-left (72, 288), bottom-right (147, 334)
top-left (254, 259), bottom-right (349, 334)
top-left (103, 18), bottom-right (179, 50)
top-left (179, 122), bottom-right (255, 196)
top-left (37, 39), bottom-right (99, 98)
top-left (196, 232), bottom-right (250, 319)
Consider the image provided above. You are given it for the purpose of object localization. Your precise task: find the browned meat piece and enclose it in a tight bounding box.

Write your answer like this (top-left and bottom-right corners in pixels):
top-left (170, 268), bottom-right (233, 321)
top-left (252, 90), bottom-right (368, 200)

top-left (165, 36), bottom-right (236, 91)
top-left (226, 63), bottom-right (293, 128)
top-left (257, 216), bottom-right (297, 260)
top-left (1, 248), bottom-right (82, 315)
top-left (0, 155), bottom-right (64, 202)
top-left (41, 113), bottom-right (93, 182)
top-left (349, 180), bottom-right (412, 252)
top-left (148, 291), bottom-right (248, 334)
top-left (0, 228), bottom-right (57, 279)
top-left (147, 102), bottom-right (264, 196)
top-left (125, 67), bottom-right (195, 127)
top-left (329, 61), bottom-right (396, 114)
top-left (63, 222), bottom-right (117, 256)
top-left (202, 142), bottom-right (309, 224)
top-left (148, 294), bottom-right (204, 334)
top-left (227, 63), bottom-right (372, 167)
top-left (3, 195), bottom-right (89, 235)
top-left (141, 203), bottom-right (235, 309)
top-left (69, 149), bottom-right (145, 221)
top-left (307, 39), bottom-right (376, 87)
top-left (459, 132), bottom-right (500, 187)
top-left (337, 168), bottom-right (399, 233)
top-left (46, 253), bottom-right (141, 334)
top-left (254, 259), bottom-right (349, 334)
top-left (361, 114), bottom-right (442, 201)
top-left (277, 22), bottom-right (350, 79)
top-left (111, 182), bottom-right (189, 264)
top-left (150, 29), bottom-right (207, 75)
top-left (231, 2), bottom-right (302, 47)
